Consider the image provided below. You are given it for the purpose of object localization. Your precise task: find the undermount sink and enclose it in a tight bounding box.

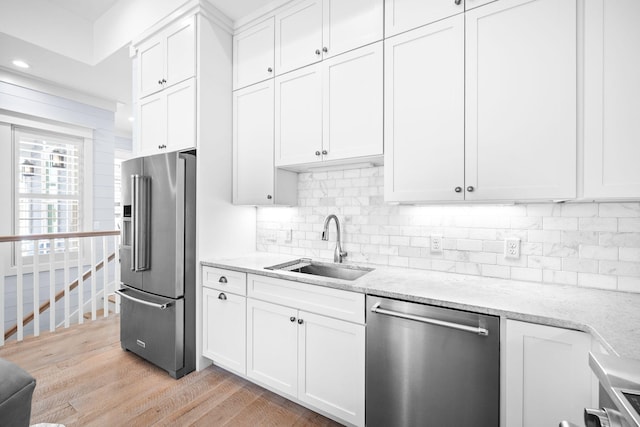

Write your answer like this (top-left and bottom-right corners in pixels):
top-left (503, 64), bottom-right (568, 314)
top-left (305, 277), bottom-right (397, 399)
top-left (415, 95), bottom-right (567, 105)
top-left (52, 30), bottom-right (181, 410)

top-left (265, 258), bottom-right (373, 281)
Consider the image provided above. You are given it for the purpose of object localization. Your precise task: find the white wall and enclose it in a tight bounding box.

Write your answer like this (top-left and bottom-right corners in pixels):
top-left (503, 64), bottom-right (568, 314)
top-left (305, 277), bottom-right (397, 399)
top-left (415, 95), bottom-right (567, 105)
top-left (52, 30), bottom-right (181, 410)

top-left (257, 166), bottom-right (640, 294)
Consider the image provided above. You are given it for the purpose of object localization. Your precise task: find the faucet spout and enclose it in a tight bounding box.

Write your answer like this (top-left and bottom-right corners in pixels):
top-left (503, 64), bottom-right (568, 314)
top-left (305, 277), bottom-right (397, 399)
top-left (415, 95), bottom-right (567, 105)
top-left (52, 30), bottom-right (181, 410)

top-left (322, 214), bottom-right (347, 263)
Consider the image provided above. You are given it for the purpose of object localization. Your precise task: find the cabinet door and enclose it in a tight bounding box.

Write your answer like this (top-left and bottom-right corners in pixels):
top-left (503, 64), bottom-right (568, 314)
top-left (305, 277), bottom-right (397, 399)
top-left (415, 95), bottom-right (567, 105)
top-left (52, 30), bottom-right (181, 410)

top-left (138, 38), bottom-right (165, 98)
top-left (233, 81), bottom-right (276, 205)
top-left (384, 0), bottom-right (464, 37)
top-left (323, 43), bottom-right (383, 162)
top-left (275, 64), bottom-right (322, 166)
top-left (138, 92), bottom-right (165, 155)
top-left (466, 0), bottom-right (496, 10)
top-left (384, 16), bottom-right (465, 202)
top-left (465, 0), bottom-right (577, 201)
top-left (504, 320), bottom-right (595, 427)
top-left (584, 0), bottom-right (640, 199)
top-left (246, 299), bottom-right (298, 398)
top-left (298, 312), bottom-right (365, 427)
top-left (165, 17), bottom-right (196, 88)
top-left (275, 0), bottom-right (323, 75)
top-left (233, 18), bottom-right (275, 90)
top-left (166, 78), bottom-right (196, 152)
top-left (322, 0), bottom-right (383, 59)
top-left (202, 288), bottom-right (246, 375)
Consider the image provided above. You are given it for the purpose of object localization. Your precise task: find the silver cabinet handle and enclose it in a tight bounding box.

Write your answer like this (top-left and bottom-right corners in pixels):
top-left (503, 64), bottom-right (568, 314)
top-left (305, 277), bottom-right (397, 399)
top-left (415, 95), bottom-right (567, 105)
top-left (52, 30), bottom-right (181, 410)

top-left (218, 276), bottom-right (228, 283)
top-left (315, 150), bottom-right (321, 156)
top-left (322, 47), bottom-right (328, 53)
top-left (290, 316), bottom-right (296, 322)
top-left (455, 186), bottom-right (462, 193)
top-left (455, 0), bottom-right (462, 5)
top-left (116, 289), bottom-right (170, 310)
top-left (322, 150), bottom-right (328, 155)
top-left (467, 186), bottom-right (475, 192)
top-left (218, 292), bottom-right (227, 300)
top-left (315, 49), bottom-right (321, 55)
top-left (371, 302), bottom-right (489, 336)
top-left (267, 67), bottom-right (273, 73)
top-left (267, 195), bottom-right (273, 200)
top-left (297, 318), bottom-right (304, 325)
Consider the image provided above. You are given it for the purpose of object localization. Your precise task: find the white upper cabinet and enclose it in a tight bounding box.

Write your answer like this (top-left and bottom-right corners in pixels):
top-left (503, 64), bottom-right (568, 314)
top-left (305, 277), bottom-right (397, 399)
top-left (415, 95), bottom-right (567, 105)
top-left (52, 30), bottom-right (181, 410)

top-left (275, 0), bottom-right (323, 76)
top-left (322, 42), bottom-right (383, 162)
top-left (322, 0), bottom-right (383, 59)
top-left (233, 18), bottom-right (275, 90)
top-left (385, 0), bottom-right (464, 37)
top-left (137, 17), bottom-right (196, 99)
top-left (464, 0), bottom-right (577, 201)
top-left (233, 80), bottom-right (297, 205)
top-left (385, 16), bottom-right (465, 202)
top-left (275, 0), bottom-right (383, 76)
top-left (584, 0), bottom-right (640, 199)
top-left (275, 64), bottom-right (323, 166)
top-left (276, 43), bottom-right (383, 168)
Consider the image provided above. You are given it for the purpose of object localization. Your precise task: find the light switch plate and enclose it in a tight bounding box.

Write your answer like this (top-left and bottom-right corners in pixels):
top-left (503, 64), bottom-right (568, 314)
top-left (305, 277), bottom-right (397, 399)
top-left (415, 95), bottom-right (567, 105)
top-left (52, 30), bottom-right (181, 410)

top-left (504, 238), bottom-right (520, 259)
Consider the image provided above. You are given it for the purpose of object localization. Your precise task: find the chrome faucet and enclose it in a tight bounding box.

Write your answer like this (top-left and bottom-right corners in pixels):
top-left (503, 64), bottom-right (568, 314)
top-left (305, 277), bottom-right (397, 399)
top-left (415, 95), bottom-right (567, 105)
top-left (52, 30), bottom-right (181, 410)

top-left (322, 214), bottom-right (347, 263)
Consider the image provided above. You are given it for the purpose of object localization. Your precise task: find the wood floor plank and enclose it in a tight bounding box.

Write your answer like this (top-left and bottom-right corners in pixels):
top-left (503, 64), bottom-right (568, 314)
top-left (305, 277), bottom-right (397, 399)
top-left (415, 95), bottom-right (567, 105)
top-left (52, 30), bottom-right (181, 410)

top-left (0, 315), bottom-right (341, 427)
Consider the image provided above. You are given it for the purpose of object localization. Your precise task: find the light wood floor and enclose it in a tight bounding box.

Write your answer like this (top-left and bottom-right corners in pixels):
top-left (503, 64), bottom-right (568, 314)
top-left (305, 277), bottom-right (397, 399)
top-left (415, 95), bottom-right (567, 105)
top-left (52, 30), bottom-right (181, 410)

top-left (0, 316), bottom-right (341, 427)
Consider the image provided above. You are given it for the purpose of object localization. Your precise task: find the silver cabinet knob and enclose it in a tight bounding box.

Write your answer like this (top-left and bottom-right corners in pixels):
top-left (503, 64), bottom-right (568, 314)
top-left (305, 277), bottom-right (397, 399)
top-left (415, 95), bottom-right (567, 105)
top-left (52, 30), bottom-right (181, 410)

top-left (297, 318), bottom-right (304, 325)
top-left (322, 47), bottom-right (328, 53)
top-left (455, 0), bottom-right (462, 5)
top-left (218, 292), bottom-right (227, 300)
top-left (455, 187), bottom-right (462, 193)
top-left (267, 194), bottom-right (273, 200)
top-left (267, 67), bottom-right (273, 73)
top-left (315, 49), bottom-right (321, 55)
top-left (218, 276), bottom-right (227, 283)
top-left (467, 186), bottom-right (475, 192)
top-left (290, 316), bottom-right (296, 322)
top-left (158, 79), bottom-right (163, 85)
top-left (322, 150), bottom-right (328, 155)
top-left (315, 151), bottom-right (321, 156)
top-left (162, 78), bottom-right (167, 84)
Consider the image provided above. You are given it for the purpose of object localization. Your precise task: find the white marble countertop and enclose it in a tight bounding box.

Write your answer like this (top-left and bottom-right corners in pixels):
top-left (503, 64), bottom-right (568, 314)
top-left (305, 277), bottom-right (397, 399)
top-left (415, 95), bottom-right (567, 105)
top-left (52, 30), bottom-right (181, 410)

top-left (201, 252), bottom-right (640, 360)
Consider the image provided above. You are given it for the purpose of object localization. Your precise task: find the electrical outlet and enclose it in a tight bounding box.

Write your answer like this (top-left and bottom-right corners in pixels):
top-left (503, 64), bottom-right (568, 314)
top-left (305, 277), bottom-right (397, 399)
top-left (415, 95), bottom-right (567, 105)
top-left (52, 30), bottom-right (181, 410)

top-left (431, 234), bottom-right (443, 253)
top-left (504, 238), bottom-right (521, 259)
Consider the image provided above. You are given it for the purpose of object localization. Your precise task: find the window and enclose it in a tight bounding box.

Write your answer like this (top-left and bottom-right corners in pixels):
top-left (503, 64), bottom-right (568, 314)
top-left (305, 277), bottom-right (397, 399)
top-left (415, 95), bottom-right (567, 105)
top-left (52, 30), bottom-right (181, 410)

top-left (14, 127), bottom-right (83, 258)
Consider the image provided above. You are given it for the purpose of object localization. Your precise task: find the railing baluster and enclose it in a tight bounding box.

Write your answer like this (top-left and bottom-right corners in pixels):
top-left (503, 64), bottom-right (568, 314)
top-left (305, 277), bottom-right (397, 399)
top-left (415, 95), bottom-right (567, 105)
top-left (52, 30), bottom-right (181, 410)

top-left (16, 242), bottom-right (24, 341)
top-left (90, 237), bottom-right (97, 321)
top-left (64, 238), bottom-right (70, 328)
top-left (78, 241), bottom-right (84, 325)
top-left (102, 236), bottom-right (108, 318)
top-left (0, 256), bottom-right (4, 346)
top-left (33, 244), bottom-right (40, 337)
top-left (114, 235), bottom-right (120, 314)
top-left (49, 239), bottom-right (55, 333)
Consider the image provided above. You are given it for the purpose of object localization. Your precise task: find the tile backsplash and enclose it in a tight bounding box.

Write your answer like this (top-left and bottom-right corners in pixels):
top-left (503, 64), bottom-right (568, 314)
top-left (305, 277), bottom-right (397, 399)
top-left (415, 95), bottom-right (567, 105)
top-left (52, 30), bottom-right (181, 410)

top-left (256, 167), bottom-right (640, 293)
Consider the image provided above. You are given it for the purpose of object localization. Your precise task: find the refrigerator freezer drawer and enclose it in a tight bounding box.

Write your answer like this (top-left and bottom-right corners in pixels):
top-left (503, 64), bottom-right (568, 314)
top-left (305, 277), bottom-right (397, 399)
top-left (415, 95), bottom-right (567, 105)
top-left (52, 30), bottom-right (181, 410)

top-left (119, 286), bottom-right (185, 378)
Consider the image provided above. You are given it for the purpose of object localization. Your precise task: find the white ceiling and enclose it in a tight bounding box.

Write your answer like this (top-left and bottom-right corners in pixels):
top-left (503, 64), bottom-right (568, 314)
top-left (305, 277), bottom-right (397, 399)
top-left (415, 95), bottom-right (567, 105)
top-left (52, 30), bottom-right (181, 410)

top-left (0, 0), bottom-right (280, 135)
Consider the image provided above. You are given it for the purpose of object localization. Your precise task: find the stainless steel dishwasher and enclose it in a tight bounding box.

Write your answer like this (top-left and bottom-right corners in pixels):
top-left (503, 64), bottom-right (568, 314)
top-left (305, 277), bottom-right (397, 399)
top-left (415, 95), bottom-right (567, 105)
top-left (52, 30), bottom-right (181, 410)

top-left (366, 295), bottom-right (500, 427)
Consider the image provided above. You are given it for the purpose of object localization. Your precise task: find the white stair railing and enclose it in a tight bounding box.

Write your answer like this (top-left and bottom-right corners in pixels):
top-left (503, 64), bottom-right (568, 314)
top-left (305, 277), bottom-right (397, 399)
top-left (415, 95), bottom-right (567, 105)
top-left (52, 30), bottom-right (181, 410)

top-left (0, 230), bottom-right (121, 346)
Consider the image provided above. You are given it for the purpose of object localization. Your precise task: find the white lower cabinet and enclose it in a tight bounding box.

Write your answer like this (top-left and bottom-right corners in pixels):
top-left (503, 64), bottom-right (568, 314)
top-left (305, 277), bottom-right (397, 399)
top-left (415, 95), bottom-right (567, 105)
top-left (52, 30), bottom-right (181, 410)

top-left (247, 275), bottom-right (365, 426)
top-left (202, 267), bottom-right (247, 376)
top-left (504, 319), bottom-right (596, 427)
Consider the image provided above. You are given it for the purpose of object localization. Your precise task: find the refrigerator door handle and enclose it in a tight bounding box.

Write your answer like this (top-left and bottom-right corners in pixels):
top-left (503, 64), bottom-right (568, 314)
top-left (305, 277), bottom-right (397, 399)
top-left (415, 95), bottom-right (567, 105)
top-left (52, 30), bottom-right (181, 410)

top-left (131, 174), bottom-right (151, 272)
top-left (175, 156), bottom-right (186, 292)
top-left (115, 289), bottom-right (171, 310)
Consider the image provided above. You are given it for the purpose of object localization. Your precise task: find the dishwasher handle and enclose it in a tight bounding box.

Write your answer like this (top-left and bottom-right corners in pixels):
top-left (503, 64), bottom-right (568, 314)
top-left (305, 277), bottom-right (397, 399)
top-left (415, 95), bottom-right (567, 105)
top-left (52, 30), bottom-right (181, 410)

top-left (371, 302), bottom-right (489, 336)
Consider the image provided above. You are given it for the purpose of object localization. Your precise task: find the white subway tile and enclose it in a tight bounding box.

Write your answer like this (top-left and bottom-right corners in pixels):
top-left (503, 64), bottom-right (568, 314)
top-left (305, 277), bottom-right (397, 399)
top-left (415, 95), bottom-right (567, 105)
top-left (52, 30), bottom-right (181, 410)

top-left (619, 218), bottom-right (640, 232)
top-left (511, 267), bottom-right (543, 282)
top-left (457, 239), bottom-right (483, 251)
top-left (579, 218), bottom-right (618, 232)
top-left (561, 203), bottom-right (598, 217)
top-left (529, 255), bottom-right (562, 270)
top-left (444, 250), bottom-right (470, 262)
top-left (599, 203), bottom-right (640, 218)
top-left (578, 273), bottom-right (617, 290)
top-left (483, 241), bottom-right (504, 254)
top-left (543, 243), bottom-right (578, 257)
top-left (579, 245), bottom-right (618, 261)
top-left (528, 230), bottom-right (562, 243)
top-left (469, 252), bottom-right (497, 264)
top-left (455, 262), bottom-right (481, 275)
top-left (527, 204), bottom-right (561, 217)
top-left (469, 229), bottom-right (498, 240)
top-left (620, 248), bottom-right (640, 262)
top-left (399, 246), bottom-right (422, 258)
top-left (562, 231), bottom-right (599, 246)
top-left (409, 257), bottom-right (432, 270)
top-left (510, 217), bottom-right (543, 230)
top-left (543, 217), bottom-right (578, 231)
top-left (521, 242), bottom-right (543, 256)
top-left (599, 232), bottom-right (640, 248)
top-left (390, 235), bottom-right (410, 246)
top-left (562, 258), bottom-right (598, 273)
top-left (388, 256), bottom-right (409, 268)
top-left (543, 270), bottom-right (577, 285)
top-left (618, 276), bottom-right (640, 293)
top-left (482, 264), bottom-right (511, 279)
top-left (431, 259), bottom-right (456, 272)
top-left (600, 260), bottom-right (640, 277)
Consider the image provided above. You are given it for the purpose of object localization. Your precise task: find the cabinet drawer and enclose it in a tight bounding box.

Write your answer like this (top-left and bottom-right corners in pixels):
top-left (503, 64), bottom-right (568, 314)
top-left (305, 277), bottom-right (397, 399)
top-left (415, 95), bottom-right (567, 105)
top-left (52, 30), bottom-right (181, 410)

top-left (202, 266), bottom-right (247, 296)
top-left (248, 274), bottom-right (364, 324)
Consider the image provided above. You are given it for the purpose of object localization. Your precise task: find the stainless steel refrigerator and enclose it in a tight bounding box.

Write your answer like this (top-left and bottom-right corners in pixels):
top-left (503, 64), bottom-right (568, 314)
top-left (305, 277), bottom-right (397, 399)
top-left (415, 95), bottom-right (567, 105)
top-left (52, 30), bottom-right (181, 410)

top-left (117, 150), bottom-right (196, 378)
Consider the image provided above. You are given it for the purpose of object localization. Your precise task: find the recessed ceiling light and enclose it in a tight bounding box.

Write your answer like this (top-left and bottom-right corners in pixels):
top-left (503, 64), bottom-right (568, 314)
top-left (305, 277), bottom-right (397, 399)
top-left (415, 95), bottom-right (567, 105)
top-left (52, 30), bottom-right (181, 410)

top-left (12, 59), bottom-right (30, 69)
